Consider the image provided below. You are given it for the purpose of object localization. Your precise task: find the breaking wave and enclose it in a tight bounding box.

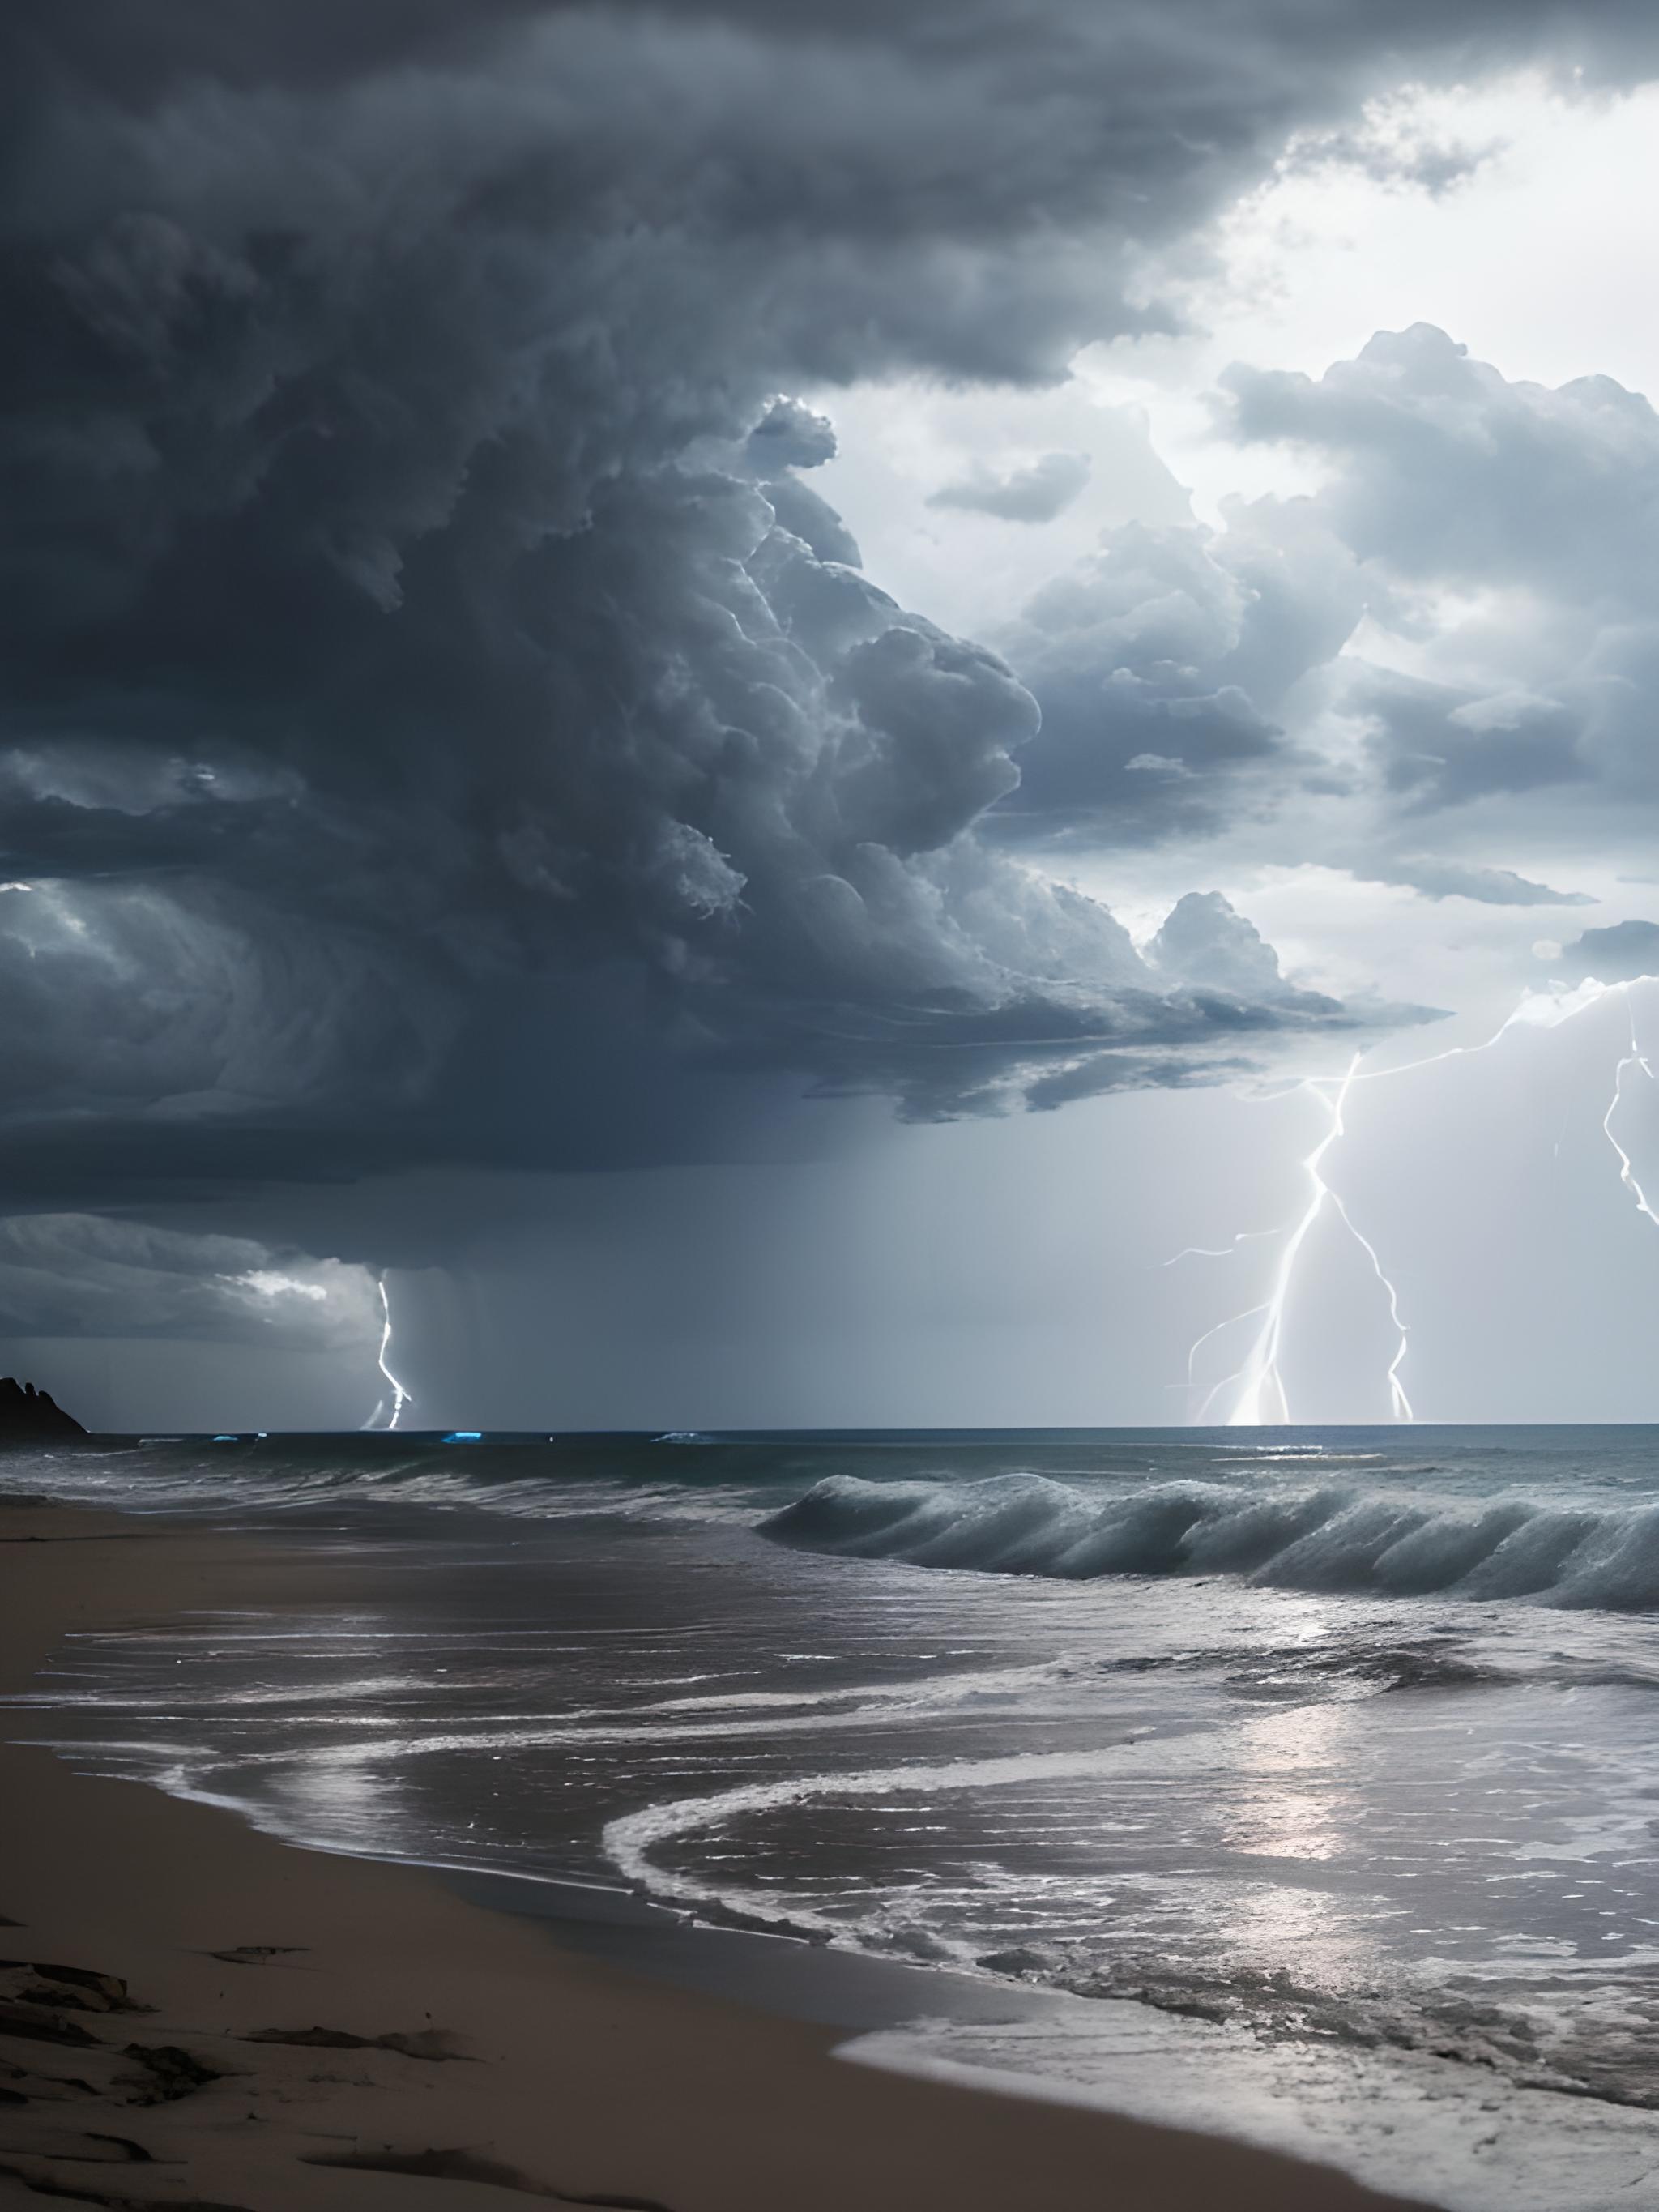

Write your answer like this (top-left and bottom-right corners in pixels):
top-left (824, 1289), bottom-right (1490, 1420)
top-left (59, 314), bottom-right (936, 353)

top-left (760, 1472), bottom-right (1659, 1612)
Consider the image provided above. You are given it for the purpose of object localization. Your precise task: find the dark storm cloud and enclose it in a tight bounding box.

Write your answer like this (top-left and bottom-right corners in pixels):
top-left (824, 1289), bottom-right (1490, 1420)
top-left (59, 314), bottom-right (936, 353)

top-left (0, 1213), bottom-right (377, 1346)
top-left (22, 0), bottom-right (1659, 117)
top-left (928, 452), bottom-right (1093, 524)
top-left (1558, 920), bottom-right (1659, 984)
top-left (1280, 114), bottom-right (1502, 197)
top-left (1350, 668), bottom-right (1589, 810)
top-left (991, 509), bottom-right (1362, 843)
top-left (11, 6), bottom-right (1645, 1219)
top-left (1217, 324), bottom-right (1659, 831)
top-left (1359, 860), bottom-right (1594, 907)
top-left (990, 318), bottom-right (1659, 921)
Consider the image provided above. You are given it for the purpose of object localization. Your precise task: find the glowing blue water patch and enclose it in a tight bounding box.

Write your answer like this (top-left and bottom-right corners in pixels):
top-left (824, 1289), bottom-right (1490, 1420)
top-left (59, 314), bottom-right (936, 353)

top-left (212, 1434), bottom-right (239, 1442)
top-left (445, 1431), bottom-right (484, 1443)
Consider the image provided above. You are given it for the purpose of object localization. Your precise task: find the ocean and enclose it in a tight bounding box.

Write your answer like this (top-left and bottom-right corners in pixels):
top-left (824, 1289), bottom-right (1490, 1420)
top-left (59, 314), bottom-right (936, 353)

top-left (9, 1425), bottom-right (1659, 2207)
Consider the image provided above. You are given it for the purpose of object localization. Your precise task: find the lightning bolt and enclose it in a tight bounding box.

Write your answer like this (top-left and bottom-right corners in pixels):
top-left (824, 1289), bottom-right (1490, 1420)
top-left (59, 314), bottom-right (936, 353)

top-left (1602, 989), bottom-right (1659, 1235)
top-left (365, 1275), bottom-right (412, 1431)
top-left (1176, 973), bottom-right (1659, 1426)
top-left (1185, 1055), bottom-right (1411, 1425)
top-left (1326, 1182), bottom-right (1414, 1423)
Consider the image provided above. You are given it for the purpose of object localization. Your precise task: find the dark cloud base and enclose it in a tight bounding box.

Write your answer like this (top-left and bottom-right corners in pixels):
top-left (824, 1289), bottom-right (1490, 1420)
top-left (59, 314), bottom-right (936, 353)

top-left (8, 2), bottom-right (1640, 1260)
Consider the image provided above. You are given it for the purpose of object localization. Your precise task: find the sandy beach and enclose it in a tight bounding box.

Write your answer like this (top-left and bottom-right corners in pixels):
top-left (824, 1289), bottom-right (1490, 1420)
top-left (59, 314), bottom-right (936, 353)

top-left (0, 1497), bottom-right (1434, 2211)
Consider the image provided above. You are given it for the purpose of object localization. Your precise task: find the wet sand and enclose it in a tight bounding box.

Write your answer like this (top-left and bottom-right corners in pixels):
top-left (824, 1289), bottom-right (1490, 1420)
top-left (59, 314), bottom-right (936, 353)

top-left (0, 1497), bottom-right (1435, 2210)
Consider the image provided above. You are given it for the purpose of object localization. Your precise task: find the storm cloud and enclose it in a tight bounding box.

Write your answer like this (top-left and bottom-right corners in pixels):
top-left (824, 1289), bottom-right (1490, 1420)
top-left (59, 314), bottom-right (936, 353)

top-left (0, 1213), bottom-right (379, 1348)
top-left (929, 452), bottom-right (1094, 524)
top-left (1358, 860), bottom-right (1595, 907)
top-left (1222, 326), bottom-right (1659, 828)
top-left (985, 318), bottom-right (1659, 927)
top-left (992, 506), bottom-right (1361, 842)
top-left (1559, 919), bottom-right (1659, 984)
top-left (11, 0), bottom-right (1659, 1244)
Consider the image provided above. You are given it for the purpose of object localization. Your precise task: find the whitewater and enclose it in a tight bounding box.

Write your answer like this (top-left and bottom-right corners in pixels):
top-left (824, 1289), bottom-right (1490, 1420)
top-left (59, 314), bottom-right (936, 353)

top-left (8, 1424), bottom-right (1659, 2208)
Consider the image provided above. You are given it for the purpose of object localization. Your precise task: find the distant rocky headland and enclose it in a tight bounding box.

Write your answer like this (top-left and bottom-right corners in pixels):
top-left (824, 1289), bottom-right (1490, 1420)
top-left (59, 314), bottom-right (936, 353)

top-left (0, 1377), bottom-right (87, 1442)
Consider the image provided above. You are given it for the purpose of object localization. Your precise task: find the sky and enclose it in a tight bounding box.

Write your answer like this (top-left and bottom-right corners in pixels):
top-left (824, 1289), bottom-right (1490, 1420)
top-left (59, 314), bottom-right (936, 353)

top-left (8, 2), bottom-right (1659, 1428)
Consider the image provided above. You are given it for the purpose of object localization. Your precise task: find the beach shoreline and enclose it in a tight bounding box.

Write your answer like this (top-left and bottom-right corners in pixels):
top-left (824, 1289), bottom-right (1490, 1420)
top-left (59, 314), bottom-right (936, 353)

top-left (0, 1496), bottom-right (1435, 2210)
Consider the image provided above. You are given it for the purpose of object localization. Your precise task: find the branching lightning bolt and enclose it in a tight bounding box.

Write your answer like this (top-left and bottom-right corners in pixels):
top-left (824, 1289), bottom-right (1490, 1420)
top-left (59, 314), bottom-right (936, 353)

top-left (1602, 989), bottom-right (1659, 1236)
top-left (366, 1275), bottom-right (412, 1431)
top-left (1325, 1185), bottom-right (1413, 1422)
top-left (1163, 1228), bottom-right (1282, 1266)
top-left (1175, 973), bottom-right (1659, 1426)
top-left (1186, 1055), bottom-right (1411, 1425)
